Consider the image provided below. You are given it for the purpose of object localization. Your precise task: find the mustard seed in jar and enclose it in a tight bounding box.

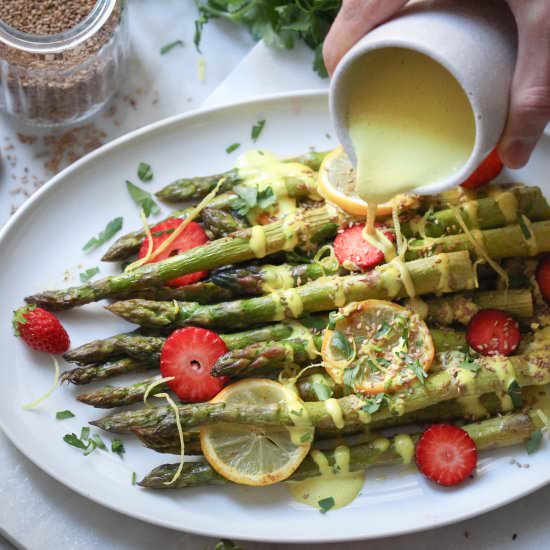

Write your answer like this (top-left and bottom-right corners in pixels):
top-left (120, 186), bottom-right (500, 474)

top-left (0, 0), bottom-right (129, 126)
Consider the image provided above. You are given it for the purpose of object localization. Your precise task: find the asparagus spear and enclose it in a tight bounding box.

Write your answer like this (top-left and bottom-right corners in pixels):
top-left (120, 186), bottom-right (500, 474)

top-left (91, 349), bottom-right (550, 434)
top-left (26, 205), bottom-right (348, 310)
top-left (201, 207), bottom-right (247, 239)
top-left (211, 327), bottom-right (466, 378)
top-left (420, 184), bottom-right (526, 210)
top-left (402, 185), bottom-right (550, 238)
top-left (211, 262), bottom-right (340, 296)
top-left (106, 251), bottom-right (475, 329)
top-left (102, 190), bottom-right (246, 261)
top-left (138, 413), bottom-right (537, 488)
top-left (405, 220), bottom-right (550, 261)
top-left (155, 151), bottom-right (329, 203)
top-left (63, 321), bottom-right (309, 366)
top-left (119, 281), bottom-right (235, 304)
top-left (421, 289), bottom-right (534, 326)
top-left (60, 358), bottom-right (158, 385)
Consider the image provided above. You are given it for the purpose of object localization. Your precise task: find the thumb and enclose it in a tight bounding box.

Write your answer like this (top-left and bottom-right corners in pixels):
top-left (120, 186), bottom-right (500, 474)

top-left (323, 0), bottom-right (409, 76)
top-left (498, 4), bottom-right (550, 168)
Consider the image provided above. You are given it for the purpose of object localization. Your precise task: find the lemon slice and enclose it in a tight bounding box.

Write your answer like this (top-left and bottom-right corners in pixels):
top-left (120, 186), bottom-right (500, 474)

top-left (200, 379), bottom-right (312, 486)
top-left (318, 147), bottom-right (416, 216)
top-left (322, 299), bottom-right (434, 394)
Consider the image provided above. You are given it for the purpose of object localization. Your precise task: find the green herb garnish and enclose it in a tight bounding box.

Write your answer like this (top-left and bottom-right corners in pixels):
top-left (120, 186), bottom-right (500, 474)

top-left (56, 410), bottom-right (75, 420)
top-left (79, 267), bottom-right (100, 283)
top-left (233, 184), bottom-right (276, 215)
top-left (160, 39), bottom-right (184, 55)
top-left (126, 181), bottom-right (160, 218)
top-left (458, 360), bottom-right (481, 372)
top-left (138, 162), bottom-right (153, 182)
top-left (251, 119), bottom-right (266, 142)
top-left (83, 217), bottom-right (123, 251)
top-left (131, 471), bottom-right (137, 485)
top-left (518, 215), bottom-right (532, 241)
top-left (300, 432), bottom-right (313, 443)
top-left (362, 393), bottom-right (389, 414)
top-left (225, 143), bottom-right (240, 154)
top-left (80, 426), bottom-right (90, 441)
top-left (507, 380), bottom-right (523, 408)
top-left (111, 438), bottom-right (126, 457)
top-left (318, 496), bottom-right (335, 513)
top-left (92, 434), bottom-right (107, 451)
top-left (526, 430), bottom-right (543, 454)
top-left (330, 331), bottom-right (353, 360)
top-left (63, 433), bottom-right (87, 450)
top-left (312, 381), bottom-right (332, 401)
top-left (193, 2), bottom-right (337, 77)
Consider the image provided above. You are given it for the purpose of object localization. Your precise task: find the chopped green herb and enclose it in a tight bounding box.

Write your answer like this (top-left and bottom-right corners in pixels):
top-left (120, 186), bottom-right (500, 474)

top-left (233, 184), bottom-right (258, 209)
top-left (63, 433), bottom-right (87, 450)
top-left (312, 381), bottom-right (332, 401)
top-left (407, 358), bottom-right (427, 385)
top-left (257, 187), bottom-right (276, 209)
top-left (160, 39), bottom-right (184, 55)
top-left (111, 438), bottom-right (126, 457)
top-left (343, 363), bottom-right (362, 389)
top-left (330, 331), bottom-right (353, 360)
top-left (318, 496), bottom-right (335, 513)
top-left (83, 217), bottom-right (123, 251)
top-left (131, 471), bottom-right (137, 485)
top-left (526, 430), bottom-right (543, 454)
top-left (56, 410), bottom-right (75, 420)
top-left (79, 267), bottom-right (100, 283)
top-left (80, 426), bottom-right (90, 441)
top-left (507, 380), bottom-right (523, 409)
top-left (138, 162), bottom-right (153, 182)
top-left (225, 143), bottom-right (241, 154)
top-left (126, 181), bottom-right (161, 218)
top-left (375, 321), bottom-right (392, 339)
top-left (518, 216), bottom-right (532, 240)
top-left (458, 360), bottom-right (481, 372)
top-left (251, 119), bottom-right (266, 142)
top-left (300, 432), bottom-right (313, 443)
top-left (362, 393), bottom-right (388, 414)
top-left (92, 434), bottom-right (107, 451)
top-left (152, 228), bottom-right (175, 237)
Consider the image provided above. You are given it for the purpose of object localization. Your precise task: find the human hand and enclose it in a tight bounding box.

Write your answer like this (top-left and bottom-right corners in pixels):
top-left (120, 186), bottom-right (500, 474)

top-left (323, 0), bottom-right (550, 169)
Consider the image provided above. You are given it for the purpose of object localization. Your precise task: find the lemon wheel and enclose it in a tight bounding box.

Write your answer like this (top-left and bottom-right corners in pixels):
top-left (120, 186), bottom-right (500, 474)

top-left (200, 379), bottom-right (312, 486)
top-left (322, 299), bottom-right (434, 394)
top-left (318, 147), bottom-right (416, 216)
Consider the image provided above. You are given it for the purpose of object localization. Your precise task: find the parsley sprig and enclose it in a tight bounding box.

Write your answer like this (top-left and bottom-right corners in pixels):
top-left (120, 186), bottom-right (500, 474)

top-left (194, 1), bottom-right (341, 77)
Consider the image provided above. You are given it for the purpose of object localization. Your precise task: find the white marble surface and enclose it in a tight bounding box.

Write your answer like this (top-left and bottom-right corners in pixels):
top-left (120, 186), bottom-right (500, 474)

top-left (2, 2), bottom-right (550, 549)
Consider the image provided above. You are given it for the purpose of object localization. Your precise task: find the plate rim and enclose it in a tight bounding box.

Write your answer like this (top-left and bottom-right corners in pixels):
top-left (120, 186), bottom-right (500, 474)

top-left (0, 89), bottom-right (549, 543)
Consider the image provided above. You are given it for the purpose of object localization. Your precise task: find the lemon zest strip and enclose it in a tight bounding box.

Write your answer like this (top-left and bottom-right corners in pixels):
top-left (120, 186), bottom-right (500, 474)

top-left (22, 355), bottom-right (60, 410)
top-left (126, 177), bottom-right (225, 272)
top-left (143, 376), bottom-right (175, 408)
top-left (156, 392), bottom-right (186, 485)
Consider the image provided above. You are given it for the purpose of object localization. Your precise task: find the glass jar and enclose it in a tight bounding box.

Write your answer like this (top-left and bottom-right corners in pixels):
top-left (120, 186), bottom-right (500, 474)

top-left (0, 0), bottom-right (128, 127)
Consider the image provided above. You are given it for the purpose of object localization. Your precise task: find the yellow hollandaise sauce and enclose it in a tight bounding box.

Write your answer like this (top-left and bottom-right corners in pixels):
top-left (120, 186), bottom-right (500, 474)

top-left (288, 446), bottom-right (365, 511)
top-left (347, 47), bottom-right (476, 234)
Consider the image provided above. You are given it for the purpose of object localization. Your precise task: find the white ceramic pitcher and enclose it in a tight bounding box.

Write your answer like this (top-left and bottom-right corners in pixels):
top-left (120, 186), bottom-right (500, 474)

top-left (329, 0), bottom-right (518, 195)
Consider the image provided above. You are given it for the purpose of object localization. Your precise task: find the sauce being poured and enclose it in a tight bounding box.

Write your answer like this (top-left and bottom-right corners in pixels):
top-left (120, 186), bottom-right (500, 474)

top-left (348, 47), bottom-right (476, 233)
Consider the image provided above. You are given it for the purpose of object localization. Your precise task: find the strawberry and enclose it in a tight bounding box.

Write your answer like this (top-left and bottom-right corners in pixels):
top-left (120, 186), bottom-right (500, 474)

top-left (13, 305), bottom-right (70, 354)
top-left (160, 327), bottom-right (229, 402)
top-left (536, 255), bottom-right (550, 303)
top-left (334, 224), bottom-right (395, 271)
top-left (461, 148), bottom-right (503, 189)
top-left (466, 308), bottom-right (520, 357)
top-left (415, 424), bottom-right (478, 486)
top-left (138, 219), bottom-right (209, 287)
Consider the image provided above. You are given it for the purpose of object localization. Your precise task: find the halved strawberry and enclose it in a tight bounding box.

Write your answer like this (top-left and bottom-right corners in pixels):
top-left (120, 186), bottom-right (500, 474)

top-left (415, 424), bottom-right (477, 486)
top-left (138, 219), bottom-right (209, 287)
top-left (160, 327), bottom-right (229, 402)
top-left (536, 255), bottom-right (550, 303)
top-left (461, 148), bottom-right (503, 189)
top-left (466, 308), bottom-right (520, 357)
top-left (13, 305), bottom-right (70, 354)
top-left (334, 224), bottom-right (395, 271)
